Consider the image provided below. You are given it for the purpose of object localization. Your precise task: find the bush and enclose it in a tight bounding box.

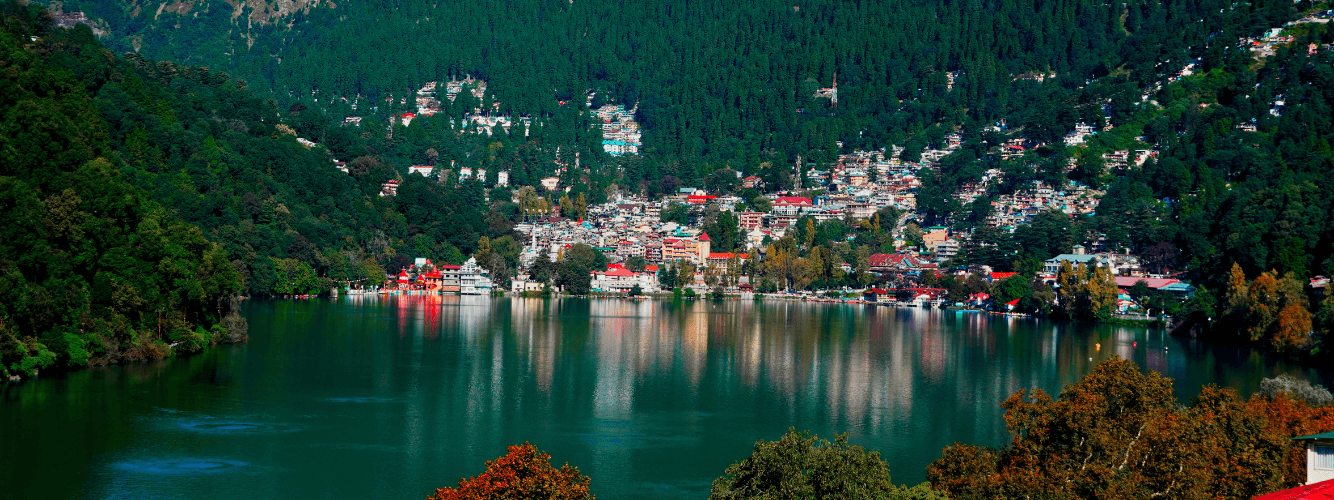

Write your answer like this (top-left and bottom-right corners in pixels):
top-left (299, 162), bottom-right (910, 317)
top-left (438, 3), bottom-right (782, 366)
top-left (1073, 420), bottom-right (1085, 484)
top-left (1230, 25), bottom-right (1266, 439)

top-left (711, 429), bottom-right (897, 499)
top-left (428, 442), bottom-right (591, 500)
top-left (1259, 374), bottom-right (1334, 407)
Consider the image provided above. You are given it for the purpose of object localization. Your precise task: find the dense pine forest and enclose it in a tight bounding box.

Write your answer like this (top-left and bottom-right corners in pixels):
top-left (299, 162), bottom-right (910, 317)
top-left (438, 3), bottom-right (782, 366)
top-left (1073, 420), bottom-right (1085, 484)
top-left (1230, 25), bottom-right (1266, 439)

top-left (0, 3), bottom-right (523, 378)
top-left (45, 0), bottom-right (1298, 165)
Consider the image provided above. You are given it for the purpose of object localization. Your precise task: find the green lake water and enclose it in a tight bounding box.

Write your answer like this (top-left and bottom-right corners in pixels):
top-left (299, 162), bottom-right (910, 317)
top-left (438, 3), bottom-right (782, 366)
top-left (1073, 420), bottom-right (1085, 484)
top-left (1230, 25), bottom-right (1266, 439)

top-left (3, 296), bottom-right (1330, 499)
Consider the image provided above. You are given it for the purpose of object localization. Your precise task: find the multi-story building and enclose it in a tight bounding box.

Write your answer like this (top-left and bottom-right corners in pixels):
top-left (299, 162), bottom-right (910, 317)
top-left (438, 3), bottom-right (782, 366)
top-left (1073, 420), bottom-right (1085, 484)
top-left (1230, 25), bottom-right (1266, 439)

top-left (705, 253), bottom-right (750, 274)
top-left (660, 232), bottom-right (711, 265)
top-left (459, 257), bottom-right (494, 294)
top-left (645, 240), bottom-right (663, 263)
top-left (590, 265), bottom-right (660, 293)
top-left (738, 211), bottom-right (766, 230)
top-left (772, 196), bottom-right (814, 216)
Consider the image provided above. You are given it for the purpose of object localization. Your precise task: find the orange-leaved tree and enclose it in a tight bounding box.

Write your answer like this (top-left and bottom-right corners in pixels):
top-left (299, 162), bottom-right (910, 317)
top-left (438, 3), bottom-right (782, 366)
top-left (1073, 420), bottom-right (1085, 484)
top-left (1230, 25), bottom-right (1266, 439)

top-left (926, 357), bottom-right (1317, 499)
top-left (428, 442), bottom-right (592, 500)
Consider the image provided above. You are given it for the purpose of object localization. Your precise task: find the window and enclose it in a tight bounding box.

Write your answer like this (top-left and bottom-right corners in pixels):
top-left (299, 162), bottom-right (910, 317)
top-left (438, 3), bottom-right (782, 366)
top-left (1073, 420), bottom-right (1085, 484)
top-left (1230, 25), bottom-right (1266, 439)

top-left (1317, 445), bottom-right (1334, 470)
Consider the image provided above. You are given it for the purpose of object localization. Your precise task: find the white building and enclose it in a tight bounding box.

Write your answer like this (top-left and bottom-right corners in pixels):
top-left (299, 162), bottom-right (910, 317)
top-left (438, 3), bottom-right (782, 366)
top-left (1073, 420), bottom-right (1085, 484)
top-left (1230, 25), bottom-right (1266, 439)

top-left (1043, 254), bottom-right (1113, 275)
top-left (510, 274), bottom-right (545, 293)
top-left (459, 257), bottom-right (494, 295)
top-left (1296, 430), bottom-right (1334, 485)
top-left (590, 265), bottom-right (659, 293)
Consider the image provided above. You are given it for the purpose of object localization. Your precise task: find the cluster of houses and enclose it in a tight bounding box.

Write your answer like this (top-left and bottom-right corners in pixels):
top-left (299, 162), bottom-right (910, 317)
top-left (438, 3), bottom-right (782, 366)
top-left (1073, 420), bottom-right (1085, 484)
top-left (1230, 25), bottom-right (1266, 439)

top-left (388, 257), bottom-right (495, 294)
top-left (856, 250), bottom-right (1193, 312)
top-left (508, 196), bottom-right (780, 293)
top-left (593, 102), bottom-right (643, 156)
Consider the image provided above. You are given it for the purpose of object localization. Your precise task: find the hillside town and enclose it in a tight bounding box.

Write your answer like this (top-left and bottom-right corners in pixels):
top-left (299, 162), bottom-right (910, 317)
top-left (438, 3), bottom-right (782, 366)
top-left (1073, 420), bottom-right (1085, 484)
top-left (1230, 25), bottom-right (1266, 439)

top-left (368, 123), bottom-right (1201, 315)
top-left (333, 9), bottom-right (1334, 313)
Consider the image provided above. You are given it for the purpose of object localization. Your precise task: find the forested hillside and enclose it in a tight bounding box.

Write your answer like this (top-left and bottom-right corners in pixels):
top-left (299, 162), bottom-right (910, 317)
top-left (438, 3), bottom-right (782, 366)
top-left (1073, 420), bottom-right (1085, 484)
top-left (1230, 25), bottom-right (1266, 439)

top-left (0, 3), bottom-right (536, 379)
top-left (43, 0), bottom-right (1298, 168)
top-left (0, 3), bottom-right (245, 378)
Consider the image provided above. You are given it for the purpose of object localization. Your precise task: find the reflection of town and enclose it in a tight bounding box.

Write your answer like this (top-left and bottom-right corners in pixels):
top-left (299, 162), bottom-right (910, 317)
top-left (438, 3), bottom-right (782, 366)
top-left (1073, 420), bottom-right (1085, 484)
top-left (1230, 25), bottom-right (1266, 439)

top-left (348, 293), bottom-right (1308, 475)
top-left (374, 297), bottom-right (1204, 429)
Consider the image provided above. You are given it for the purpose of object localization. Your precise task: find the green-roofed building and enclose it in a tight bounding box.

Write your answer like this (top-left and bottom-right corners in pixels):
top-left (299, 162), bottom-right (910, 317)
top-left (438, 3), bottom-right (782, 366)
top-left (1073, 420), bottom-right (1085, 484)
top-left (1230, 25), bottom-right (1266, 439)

top-left (1294, 430), bottom-right (1334, 485)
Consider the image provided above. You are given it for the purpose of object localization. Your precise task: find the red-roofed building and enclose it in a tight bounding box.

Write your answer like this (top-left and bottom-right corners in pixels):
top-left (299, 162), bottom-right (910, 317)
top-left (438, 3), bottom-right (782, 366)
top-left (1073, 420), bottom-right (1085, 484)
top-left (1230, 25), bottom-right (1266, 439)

top-left (772, 196), bottom-right (814, 215)
top-left (591, 264), bottom-right (660, 293)
top-left (989, 272), bottom-right (1017, 282)
top-left (1113, 276), bottom-right (1181, 289)
top-left (439, 265), bottom-right (462, 292)
top-left (862, 288), bottom-right (895, 302)
top-left (686, 195), bottom-right (717, 204)
top-left (705, 252), bottom-right (750, 274)
top-left (421, 269), bottom-right (443, 290)
top-left (868, 253), bottom-right (926, 272)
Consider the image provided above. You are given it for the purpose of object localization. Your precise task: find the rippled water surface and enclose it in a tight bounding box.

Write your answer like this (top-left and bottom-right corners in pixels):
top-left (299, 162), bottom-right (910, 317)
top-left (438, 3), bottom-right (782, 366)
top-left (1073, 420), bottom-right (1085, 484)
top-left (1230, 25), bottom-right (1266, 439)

top-left (3, 296), bottom-right (1330, 499)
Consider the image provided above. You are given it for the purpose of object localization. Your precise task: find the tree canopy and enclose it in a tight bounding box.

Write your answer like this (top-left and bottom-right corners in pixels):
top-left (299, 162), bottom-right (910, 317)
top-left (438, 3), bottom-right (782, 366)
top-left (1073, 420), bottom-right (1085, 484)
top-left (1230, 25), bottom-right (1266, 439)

top-left (428, 442), bottom-right (593, 500)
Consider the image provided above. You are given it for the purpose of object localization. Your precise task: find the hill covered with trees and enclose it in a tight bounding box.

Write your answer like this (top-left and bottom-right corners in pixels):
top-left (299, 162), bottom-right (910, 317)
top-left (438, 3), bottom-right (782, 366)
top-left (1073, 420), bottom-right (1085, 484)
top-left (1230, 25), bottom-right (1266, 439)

top-left (42, 0), bottom-right (1300, 168)
top-left (0, 2), bottom-right (533, 378)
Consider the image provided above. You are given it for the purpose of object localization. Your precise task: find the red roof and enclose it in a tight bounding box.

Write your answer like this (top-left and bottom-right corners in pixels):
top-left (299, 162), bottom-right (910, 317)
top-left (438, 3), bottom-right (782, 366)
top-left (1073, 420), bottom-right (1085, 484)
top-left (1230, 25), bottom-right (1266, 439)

top-left (868, 253), bottom-right (921, 268)
top-left (697, 231), bottom-right (711, 242)
top-left (990, 272), bottom-right (1017, 280)
top-left (1253, 479), bottom-right (1334, 500)
top-left (773, 196), bottom-right (813, 206)
top-left (603, 268), bottom-right (636, 277)
top-left (1113, 277), bottom-right (1181, 289)
top-left (708, 252), bottom-right (749, 260)
top-left (686, 195), bottom-right (717, 203)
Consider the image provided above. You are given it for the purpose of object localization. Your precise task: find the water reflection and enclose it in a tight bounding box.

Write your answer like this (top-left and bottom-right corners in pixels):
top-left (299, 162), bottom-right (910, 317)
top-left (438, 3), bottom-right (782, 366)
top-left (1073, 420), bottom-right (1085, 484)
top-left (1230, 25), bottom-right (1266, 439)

top-left (5, 296), bottom-right (1331, 500)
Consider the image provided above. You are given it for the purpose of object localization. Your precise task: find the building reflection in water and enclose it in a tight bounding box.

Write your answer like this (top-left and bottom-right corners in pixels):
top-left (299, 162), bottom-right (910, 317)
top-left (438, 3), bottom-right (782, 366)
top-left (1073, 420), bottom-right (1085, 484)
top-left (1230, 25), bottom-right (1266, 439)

top-left (357, 295), bottom-right (1329, 490)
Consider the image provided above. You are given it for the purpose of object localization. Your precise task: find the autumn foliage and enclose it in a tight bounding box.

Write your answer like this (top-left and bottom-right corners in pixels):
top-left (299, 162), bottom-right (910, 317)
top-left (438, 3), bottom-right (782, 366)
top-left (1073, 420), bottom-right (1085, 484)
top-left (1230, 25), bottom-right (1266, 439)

top-left (1223, 264), bottom-right (1316, 352)
top-left (428, 442), bottom-right (593, 500)
top-left (927, 357), bottom-right (1334, 499)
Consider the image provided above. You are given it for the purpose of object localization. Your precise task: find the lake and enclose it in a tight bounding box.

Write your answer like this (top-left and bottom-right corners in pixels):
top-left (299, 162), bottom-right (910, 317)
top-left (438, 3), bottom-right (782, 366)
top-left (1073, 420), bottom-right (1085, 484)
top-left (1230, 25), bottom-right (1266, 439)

top-left (3, 296), bottom-right (1330, 499)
